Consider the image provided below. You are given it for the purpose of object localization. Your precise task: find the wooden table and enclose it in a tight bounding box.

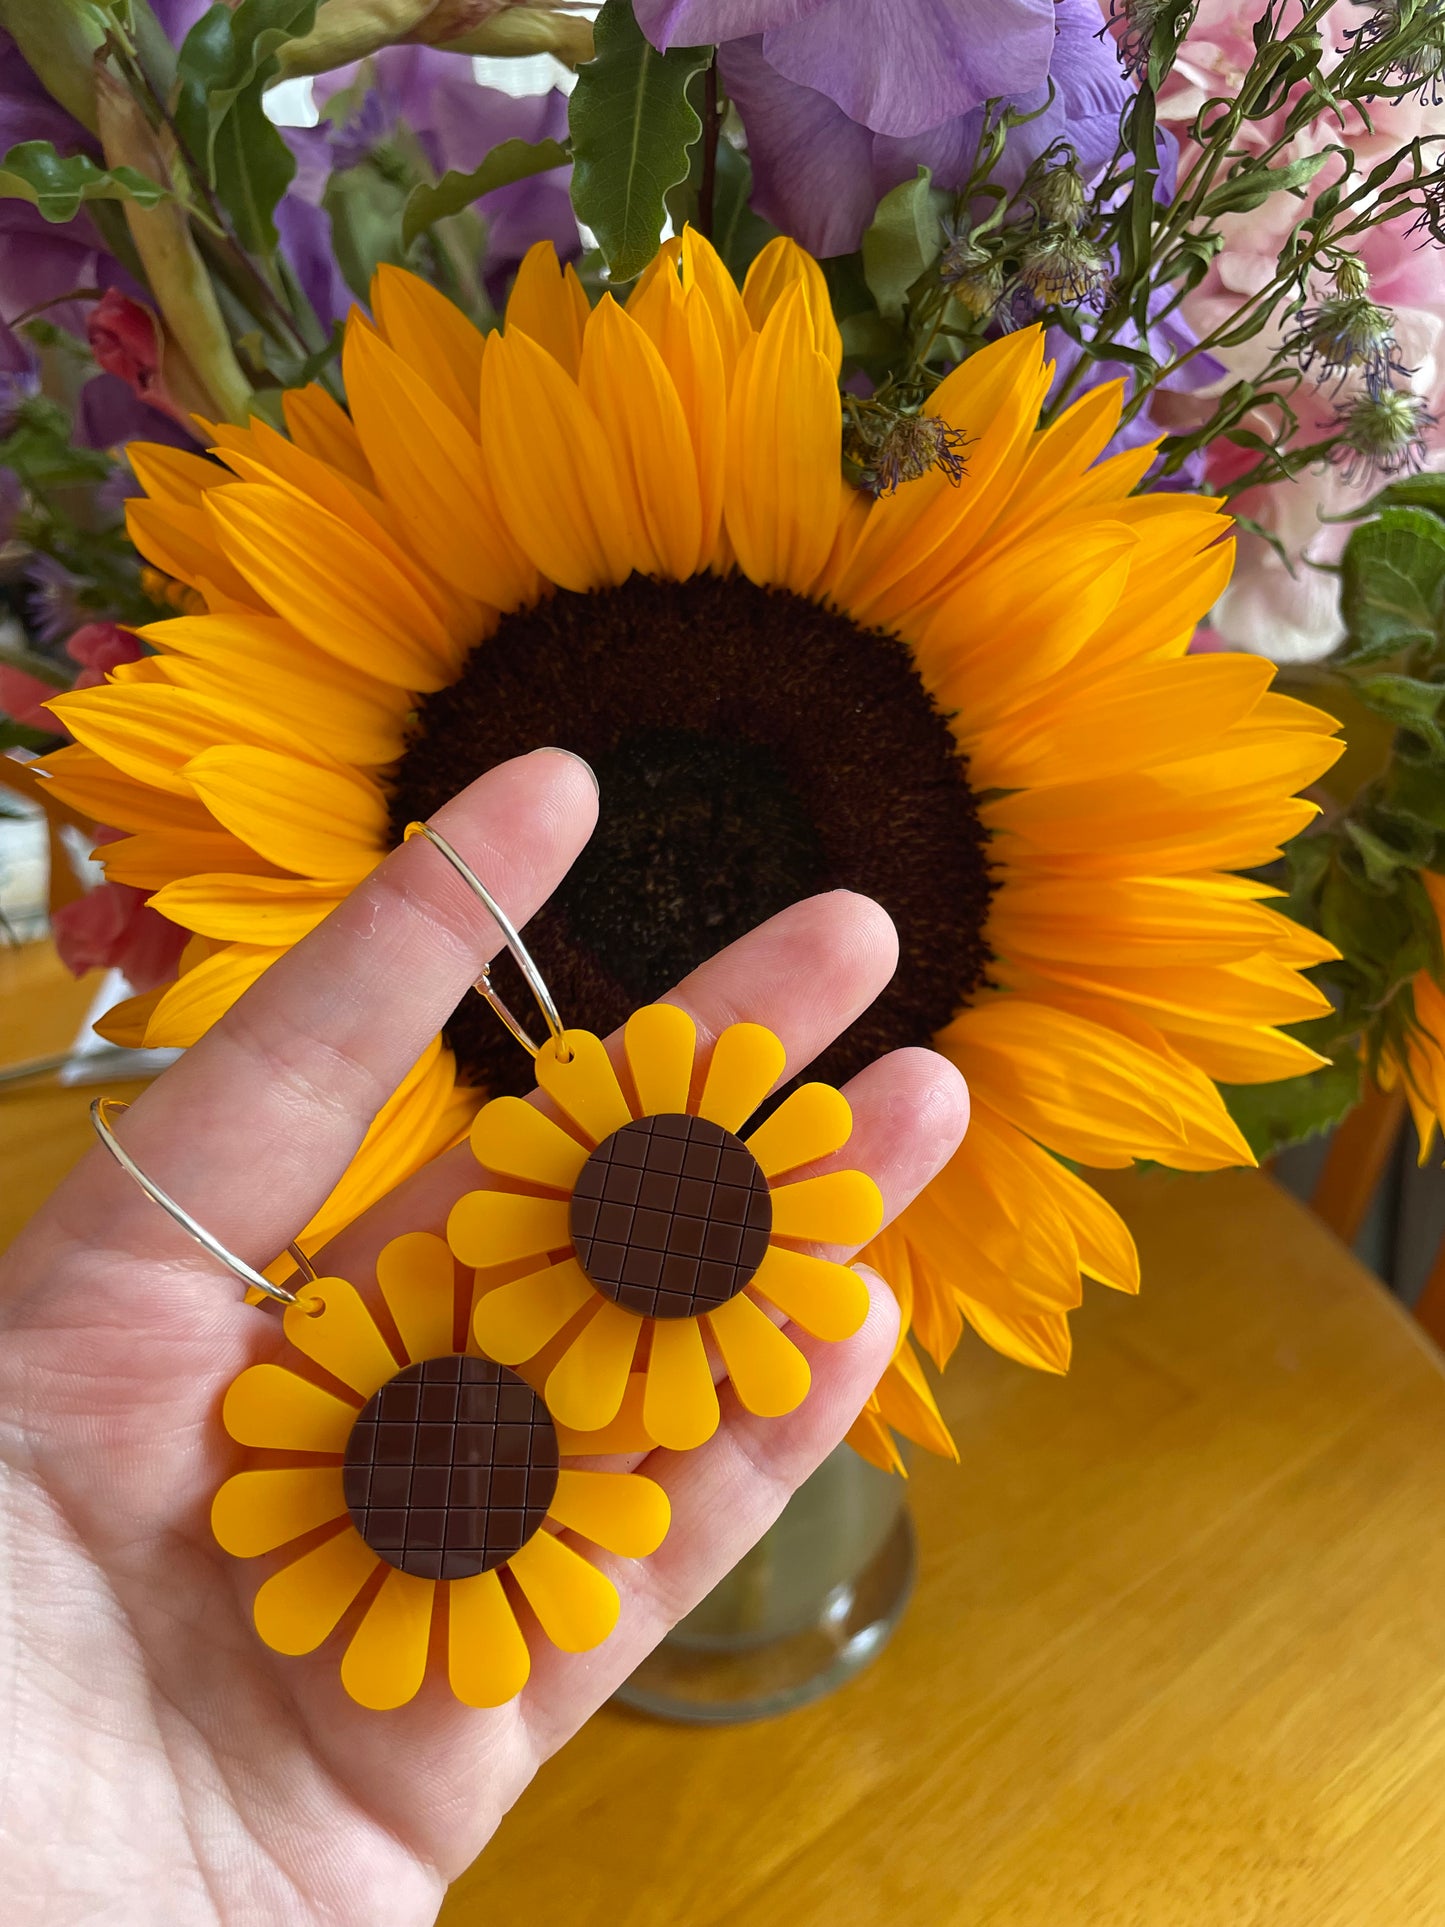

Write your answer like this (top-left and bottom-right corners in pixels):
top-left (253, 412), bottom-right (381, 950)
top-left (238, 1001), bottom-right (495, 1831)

top-left (6, 944), bottom-right (1445, 1924)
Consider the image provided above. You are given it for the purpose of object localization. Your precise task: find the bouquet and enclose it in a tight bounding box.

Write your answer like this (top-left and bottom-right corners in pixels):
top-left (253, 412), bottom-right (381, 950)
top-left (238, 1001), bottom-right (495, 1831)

top-left (0, 0), bottom-right (1441, 1466)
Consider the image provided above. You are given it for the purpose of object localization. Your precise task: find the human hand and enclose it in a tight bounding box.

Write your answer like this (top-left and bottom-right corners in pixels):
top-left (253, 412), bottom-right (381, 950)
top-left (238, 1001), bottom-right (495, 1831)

top-left (0, 748), bottom-right (968, 1926)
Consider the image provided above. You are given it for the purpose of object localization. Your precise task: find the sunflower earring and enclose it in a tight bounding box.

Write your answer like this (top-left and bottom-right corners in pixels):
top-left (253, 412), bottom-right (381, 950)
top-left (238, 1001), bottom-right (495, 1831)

top-left (405, 825), bottom-right (886, 1453)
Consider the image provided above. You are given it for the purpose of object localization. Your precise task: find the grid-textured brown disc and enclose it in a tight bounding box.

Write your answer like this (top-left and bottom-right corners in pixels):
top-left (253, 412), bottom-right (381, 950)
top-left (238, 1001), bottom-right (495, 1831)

top-left (342, 1355), bottom-right (558, 1581)
top-left (570, 1113), bottom-right (773, 1319)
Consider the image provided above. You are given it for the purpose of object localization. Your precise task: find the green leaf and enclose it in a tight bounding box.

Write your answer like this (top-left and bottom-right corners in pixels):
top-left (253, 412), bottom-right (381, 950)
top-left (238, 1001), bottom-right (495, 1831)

top-left (1355, 472), bottom-right (1445, 520)
top-left (0, 718), bottom-right (60, 751)
top-left (174, 0), bottom-right (316, 252)
top-left (1198, 151), bottom-right (1329, 216)
top-left (0, 141), bottom-right (167, 222)
top-left (324, 161), bottom-right (410, 302)
top-left (1339, 507), bottom-right (1445, 662)
top-left (401, 137), bottom-right (569, 251)
top-left (1344, 816), bottom-right (1434, 886)
top-left (861, 168), bottom-right (941, 323)
top-left (569, 0), bottom-right (709, 281)
top-left (1220, 1039), bottom-right (1363, 1160)
top-left (708, 136), bottom-right (775, 282)
top-left (1381, 757), bottom-right (1445, 833)
top-left (1353, 672), bottom-right (1445, 725)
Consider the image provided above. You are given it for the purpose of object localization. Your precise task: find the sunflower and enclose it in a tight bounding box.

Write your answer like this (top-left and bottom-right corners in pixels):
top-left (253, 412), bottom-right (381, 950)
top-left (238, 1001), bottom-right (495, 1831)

top-left (451, 1002), bottom-right (882, 1448)
top-left (1377, 871), bottom-right (1445, 1159)
top-left (212, 1230), bottom-right (670, 1710)
top-left (38, 229), bottom-right (1345, 1469)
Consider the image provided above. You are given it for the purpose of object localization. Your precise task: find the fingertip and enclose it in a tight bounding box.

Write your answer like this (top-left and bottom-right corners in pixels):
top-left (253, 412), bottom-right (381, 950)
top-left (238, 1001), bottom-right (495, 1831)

top-left (851, 1261), bottom-right (902, 1360)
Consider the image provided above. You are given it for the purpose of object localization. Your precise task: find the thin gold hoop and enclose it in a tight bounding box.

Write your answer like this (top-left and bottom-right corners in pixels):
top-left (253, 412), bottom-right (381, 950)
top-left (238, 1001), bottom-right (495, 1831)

top-left (90, 1098), bottom-right (316, 1307)
top-left (404, 820), bottom-right (570, 1061)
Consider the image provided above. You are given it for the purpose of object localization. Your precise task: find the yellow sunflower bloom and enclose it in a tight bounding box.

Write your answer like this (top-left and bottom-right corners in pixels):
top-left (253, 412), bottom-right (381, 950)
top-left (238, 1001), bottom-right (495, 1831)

top-left (38, 230), bottom-right (1344, 1467)
top-left (212, 1230), bottom-right (669, 1711)
top-left (453, 1003), bottom-right (882, 1450)
top-left (1378, 871), bottom-right (1445, 1161)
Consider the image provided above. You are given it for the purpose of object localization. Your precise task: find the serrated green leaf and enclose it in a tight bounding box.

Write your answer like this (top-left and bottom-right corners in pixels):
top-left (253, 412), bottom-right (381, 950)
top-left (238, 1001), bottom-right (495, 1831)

top-left (174, 0), bottom-right (316, 252)
top-left (861, 168), bottom-right (941, 323)
top-left (1221, 1043), bottom-right (1362, 1159)
top-left (0, 141), bottom-right (167, 223)
top-left (569, 0), bottom-right (709, 281)
top-left (1339, 507), bottom-right (1445, 661)
top-left (401, 137), bottom-right (569, 252)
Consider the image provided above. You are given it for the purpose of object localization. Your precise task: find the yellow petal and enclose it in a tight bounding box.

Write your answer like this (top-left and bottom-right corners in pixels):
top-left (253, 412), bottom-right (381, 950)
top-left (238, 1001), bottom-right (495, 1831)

top-left (143, 941), bottom-right (282, 1047)
top-left (445, 1190), bottom-right (572, 1269)
top-left (579, 296), bottom-right (704, 578)
top-left (98, 828), bottom-right (284, 890)
top-left (642, 1314), bottom-right (720, 1449)
top-left (748, 1243), bottom-right (869, 1340)
top-left (211, 1466), bottom-right (346, 1557)
top-left (625, 266), bottom-right (728, 565)
top-left (696, 1021), bottom-right (787, 1132)
top-left (253, 1527), bottom-right (379, 1656)
top-left (480, 325), bottom-right (638, 592)
top-left (623, 1001), bottom-right (698, 1118)
top-left (744, 1082), bottom-right (853, 1179)
top-left (741, 235), bottom-right (842, 371)
top-left (447, 1568), bottom-right (531, 1706)
top-left (282, 1274), bottom-right (400, 1398)
top-left (344, 320), bottom-right (538, 608)
top-left (281, 382), bottom-right (373, 486)
top-left (35, 743), bottom-right (216, 834)
top-left (535, 1029), bottom-right (633, 1145)
top-left (147, 873), bottom-right (344, 944)
top-left (507, 1528), bottom-right (620, 1653)
top-left (184, 745), bottom-right (387, 882)
top-left (206, 482), bottom-right (463, 689)
top-left (471, 1256), bottom-right (595, 1362)
top-left (680, 227), bottom-right (752, 381)
top-left (724, 281), bottom-right (842, 592)
top-left (544, 1300), bottom-right (641, 1431)
top-left (549, 1468), bottom-right (671, 1557)
top-left (871, 1339), bottom-right (960, 1458)
top-left (222, 1363), bottom-right (359, 1451)
top-left (553, 1371), bottom-right (653, 1455)
top-left (340, 1567), bottom-right (434, 1709)
top-left (468, 1095), bottom-right (589, 1191)
top-left (959, 1294), bottom-right (1072, 1374)
top-left (769, 1170), bottom-right (885, 1247)
top-left (505, 239), bottom-right (592, 375)
top-left (704, 1292), bottom-right (811, 1417)
top-left (371, 263), bottom-right (486, 428)
top-left (46, 683), bottom-right (311, 797)
top-left (375, 1229), bottom-right (459, 1362)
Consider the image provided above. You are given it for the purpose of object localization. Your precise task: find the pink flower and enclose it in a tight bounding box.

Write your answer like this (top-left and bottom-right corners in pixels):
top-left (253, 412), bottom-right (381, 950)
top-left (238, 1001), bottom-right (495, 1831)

top-left (1147, 0), bottom-right (1445, 661)
top-left (51, 830), bottom-right (186, 992)
top-left (85, 289), bottom-right (192, 431)
top-left (66, 619), bottom-right (140, 688)
top-left (0, 665), bottom-right (59, 731)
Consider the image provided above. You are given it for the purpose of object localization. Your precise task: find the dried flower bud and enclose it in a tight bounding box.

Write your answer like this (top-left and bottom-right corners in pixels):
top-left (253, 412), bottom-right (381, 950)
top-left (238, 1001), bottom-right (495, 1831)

top-left (1295, 294), bottom-right (1404, 395)
top-left (1107, 0), bottom-right (1199, 80)
top-left (1014, 230), bottom-right (1112, 311)
top-left (1352, 0), bottom-right (1445, 100)
top-left (1032, 164), bottom-right (1088, 231)
top-left (846, 409), bottom-right (972, 496)
top-left (1332, 388), bottom-right (1435, 482)
top-left (939, 231), bottom-right (1006, 326)
top-left (1334, 253), bottom-right (1370, 301)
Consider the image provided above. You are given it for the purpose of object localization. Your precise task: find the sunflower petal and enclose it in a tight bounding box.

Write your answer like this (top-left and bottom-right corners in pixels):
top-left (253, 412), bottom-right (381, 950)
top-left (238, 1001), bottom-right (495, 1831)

top-left (448, 1568), bottom-right (531, 1705)
top-left (143, 942), bottom-right (283, 1047)
top-left (376, 1230), bottom-right (459, 1362)
top-left (340, 1567), bottom-right (434, 1709)
top-left (222, 1363), bottom-right (359, 1451)
top-left (253, 1527), bottom-right (379, 1656)
top-left (446, 1190), bottom-right (572, 1270)
top-left (211, 1466), bottom-right (346, 1557)
top-left (281, 382), bottom-right (373, 485)
top-left (147, 873), bottom-right (344, 944)
top-left (507, 1528), bottom-right (619, 1653)
top-left (769, 1170), bottom-right (885, 1247)
top-left (184, 745), bottom-right (387, 882)
top-left (748, 1244), bottom-right (869, 1339)
top-left (282, 1274), bottom-right (399, 1398)
top-left (544, 1300), bottom-right (641, 1431)
top-left (535, 1029), bottom-right (633, 1145)
top-left (742, 235), bottom-right (842, 371)
top-left (624, 1002), bottom-right (697, 1117)
top-left (704, 1292), bottom-right (812, 1415)
top-left (505, 240), bottom-right (591, 375)
top-left (697, 1021), bottom-right (787, 1132)
top-left (744, 1083), bottom-right (853, 1179)
top-left (549, 1469), bottom-right (670, 1557)
top-left (642, 1314), bottom-right (720, 1449)
top-left (468, 1096), bottom-right (589, 1191)
top-left (471, 1257), bottom-right (594, 1363)
top-left (371, 263), bottom-right (486, 428)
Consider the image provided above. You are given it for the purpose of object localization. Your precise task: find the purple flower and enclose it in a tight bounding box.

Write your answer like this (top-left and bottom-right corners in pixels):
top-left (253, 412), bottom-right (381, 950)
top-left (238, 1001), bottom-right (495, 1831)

top-left (715, 0), bottom-right (1131, 255)
top-left (309, 48), bottom-right (578, 305)
top-left (637, 0), bottom-right (1056, 137)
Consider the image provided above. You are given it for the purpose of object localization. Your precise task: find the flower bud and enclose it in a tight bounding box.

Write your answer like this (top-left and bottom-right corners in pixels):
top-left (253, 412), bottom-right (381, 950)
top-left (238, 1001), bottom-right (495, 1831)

top-left (1296, 294), bottom-right (1402, 395)
top-left (1015, 230), bottom-right (1112, 311)
top-left (1031, 164), bottom-right (1088, 231)
top-left (1332, 387), bottom-right (1434, 482)
top-left (846, 408), bottom-right (971, 496)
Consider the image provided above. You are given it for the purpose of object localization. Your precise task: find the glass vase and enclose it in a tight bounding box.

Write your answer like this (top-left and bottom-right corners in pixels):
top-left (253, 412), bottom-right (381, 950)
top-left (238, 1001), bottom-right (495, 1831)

top-left (616, 1443), bottom-right (915, 1724)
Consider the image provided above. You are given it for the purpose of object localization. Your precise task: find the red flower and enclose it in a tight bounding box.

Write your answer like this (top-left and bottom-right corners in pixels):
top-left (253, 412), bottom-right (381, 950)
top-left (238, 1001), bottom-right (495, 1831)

top-left (66, 620), bottom-right (141, 689)
top-left (52, 828), bottom-right (186, 992)
top-left (85, 290), bottom-right (189, 428)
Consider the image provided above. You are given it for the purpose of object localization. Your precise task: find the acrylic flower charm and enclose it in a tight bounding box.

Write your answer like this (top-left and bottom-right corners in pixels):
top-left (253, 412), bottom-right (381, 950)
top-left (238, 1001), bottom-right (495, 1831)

top-left (212, 1231), bottom-right (670, 1711)
top-left (450, 1006), bottom-right (884, 1451)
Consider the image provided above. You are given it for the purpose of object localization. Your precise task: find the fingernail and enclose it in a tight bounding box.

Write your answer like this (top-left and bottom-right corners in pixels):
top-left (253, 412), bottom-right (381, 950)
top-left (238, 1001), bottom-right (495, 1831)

top-left (537, 745), bottom-right (598, 795)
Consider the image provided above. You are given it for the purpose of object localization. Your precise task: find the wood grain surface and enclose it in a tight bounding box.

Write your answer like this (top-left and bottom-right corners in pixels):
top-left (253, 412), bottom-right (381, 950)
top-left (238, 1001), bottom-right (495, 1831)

top-left (5, 943), bottom-right (1444, 1925)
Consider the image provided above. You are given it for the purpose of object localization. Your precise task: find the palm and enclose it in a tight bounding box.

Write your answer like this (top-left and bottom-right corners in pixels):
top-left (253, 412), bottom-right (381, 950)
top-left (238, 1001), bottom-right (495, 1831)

top-left (0, 756), bottom-right (966, 1926)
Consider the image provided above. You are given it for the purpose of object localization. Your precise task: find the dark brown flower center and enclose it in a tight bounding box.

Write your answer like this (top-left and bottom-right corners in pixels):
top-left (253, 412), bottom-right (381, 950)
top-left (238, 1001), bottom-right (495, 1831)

top-left (387, 572), bottom-right (995, 1099)
top-left (570, 1113), bottom-right (772, 1319)
top-left (342, 1355), bottom-right (558, 1580)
